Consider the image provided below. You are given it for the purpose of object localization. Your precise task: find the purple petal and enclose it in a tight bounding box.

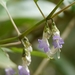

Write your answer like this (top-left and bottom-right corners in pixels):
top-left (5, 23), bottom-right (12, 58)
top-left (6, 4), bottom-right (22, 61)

top-left (18, 65), bottom-right (30, 75)
top-left (44, 46), bottom-right (50, 52)
top-left (53, 35), bottom-right (60, 40)
top-left (38, 39), bottom-right (50, 53)
top-left (53, 41), bottom-right (58, 48)
top-left (59, 38), bottom-right (64, 45)
top-left (53, 35), bottom-right (64, 48)
top-left (5, 68), bottom-right (15, 75)
top-left (38, 39), bottom-right (44, 48)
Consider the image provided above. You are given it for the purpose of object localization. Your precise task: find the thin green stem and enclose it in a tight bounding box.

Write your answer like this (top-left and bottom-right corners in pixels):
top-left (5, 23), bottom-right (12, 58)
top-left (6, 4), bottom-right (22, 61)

top-left (34, 0), bottom-right (46, 19)
top-left (51, 1), bottom-right (75, 18)
top-left (47, 0), bottom-right (63, 19)
top-left (19, 19), bottom-right (44, 39)
top-left (0, 37), bottom-right (18, 44)
top-left (3, 4), bottom-right (21, 36)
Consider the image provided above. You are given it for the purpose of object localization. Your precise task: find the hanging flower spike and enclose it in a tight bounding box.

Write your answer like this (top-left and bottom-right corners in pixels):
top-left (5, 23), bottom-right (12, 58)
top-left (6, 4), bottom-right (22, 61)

top-left (22, 37), bottom-right (33, 52)
top-left (20, 37), bottom-right (32, 75)
top-left (22, 37), bottom-right (33, 66)
top-left (51, 21), bottom-right (64, 59)
top-left (22, 51), bottom-right (31, 66)
top-left (18, 65), bottom-right (30, 75)
top-left (52, 22), bottom-right (64, 49)
top-left (5, 68), bottom-right (15, 75)
top-left (38, 24), bottom-right (51, 53)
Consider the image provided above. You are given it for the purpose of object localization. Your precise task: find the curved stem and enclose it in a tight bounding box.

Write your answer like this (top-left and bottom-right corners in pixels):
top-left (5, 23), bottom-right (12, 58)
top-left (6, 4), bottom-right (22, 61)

top-left (34, 0), bottom-right (46, 19)
top-left (3, 4), bottom-right (21, 35)
top-left (51, 1), bottom-right (75, 18)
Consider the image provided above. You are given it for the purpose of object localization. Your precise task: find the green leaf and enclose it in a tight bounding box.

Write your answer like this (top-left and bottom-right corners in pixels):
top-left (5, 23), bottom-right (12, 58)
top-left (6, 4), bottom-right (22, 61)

top-left (0, 0), bottom-right (62, 22)
top-left (0, 47), bottom-right (16, 68)
top-left (0, 0), bottom-right (8, 6)
top-left (1, 47), bottom-right (13, 52)
top-left (31, 51), bottom-right (47, 58)
top-left (53, 56), bottom-right (75, 75)
top-left (11, 47), bottom-right (47, 58)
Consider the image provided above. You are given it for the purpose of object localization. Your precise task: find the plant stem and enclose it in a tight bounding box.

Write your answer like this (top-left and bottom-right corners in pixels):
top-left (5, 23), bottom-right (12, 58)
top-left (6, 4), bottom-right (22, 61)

top-left (0, 1), bottom-right (75, 44)
top-left (3, 4), bottom-right (21, 36)
top-left (34, 0), bottom-right (46, 19)
top-left (0, 41), bottom-right (21, 47)
top-left (0, 37), bottom-right (18, 44)
top-left (51, 1), bottom-right (75, 18)
top-left (19, 19), bottom-right (44, 39)
top-left (47, 0), bottom-right (63, 19)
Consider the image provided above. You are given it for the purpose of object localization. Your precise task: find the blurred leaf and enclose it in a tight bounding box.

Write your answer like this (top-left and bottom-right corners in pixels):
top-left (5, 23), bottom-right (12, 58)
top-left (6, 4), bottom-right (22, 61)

top-left (11, 47), bottom-right (47, 58)
top-left (1, 47), bottom-right (12, 52)
top-left (0, 0), bottom-right (7, 5)
top-left (31, 51), bottom-right (47, 58)
top-left (0, 47), bottom-right (16, 68)
top-left (11, 47), bottom-right (22, 53)
top-left (0, 0), bottom-right (9, 8)
top-left (53, 55), bottom-right (75, 75)
top-left (0, 0), bottom-right (62, 21)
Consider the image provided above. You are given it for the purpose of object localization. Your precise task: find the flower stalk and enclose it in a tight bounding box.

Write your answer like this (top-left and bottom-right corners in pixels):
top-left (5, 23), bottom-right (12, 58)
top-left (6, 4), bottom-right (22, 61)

top-left (0, 2), bottom-right (21, 36)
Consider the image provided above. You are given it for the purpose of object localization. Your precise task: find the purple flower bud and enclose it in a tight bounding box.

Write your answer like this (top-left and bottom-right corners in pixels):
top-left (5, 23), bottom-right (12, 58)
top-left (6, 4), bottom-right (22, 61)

top-left (5, 68), bottom-right (15, 75)
top-left (18, 65), bottom-right (30, 75)
top-left (38, 39), bottom-right (50, 53)
top-left (53, 35), bottom-right (64, 48)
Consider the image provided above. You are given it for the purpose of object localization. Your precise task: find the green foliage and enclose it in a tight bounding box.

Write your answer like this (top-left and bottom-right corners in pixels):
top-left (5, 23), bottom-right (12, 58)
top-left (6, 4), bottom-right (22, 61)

top-left (0, 47), bottom-right (16, 68)
top-left (11, 47), bottom-right (47, 58)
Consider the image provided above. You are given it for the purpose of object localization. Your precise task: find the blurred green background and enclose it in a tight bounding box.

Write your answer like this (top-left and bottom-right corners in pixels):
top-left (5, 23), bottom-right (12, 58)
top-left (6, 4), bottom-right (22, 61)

top-left (0, 0), bottom-right (75, 75)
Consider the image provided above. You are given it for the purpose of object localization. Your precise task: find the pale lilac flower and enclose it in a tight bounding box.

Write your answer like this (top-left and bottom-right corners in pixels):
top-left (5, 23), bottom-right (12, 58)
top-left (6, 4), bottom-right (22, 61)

top-left (38, 25), bottom-right (51, 53)
top-left (38, 39), bottom-right (50, 53)
top-left (53, 35), bottom-right (64, 49)
top-left (5, 68), bottom-right (15, 75)
top-left (18, 65), bottom-right (30, 75)
top-left (51, 22), bottom-right (64, 49)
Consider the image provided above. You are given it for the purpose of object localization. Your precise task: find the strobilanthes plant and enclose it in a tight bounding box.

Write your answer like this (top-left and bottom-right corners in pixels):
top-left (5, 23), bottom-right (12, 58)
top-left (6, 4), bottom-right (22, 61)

top-left (0, 0), bottom-right (75, 75)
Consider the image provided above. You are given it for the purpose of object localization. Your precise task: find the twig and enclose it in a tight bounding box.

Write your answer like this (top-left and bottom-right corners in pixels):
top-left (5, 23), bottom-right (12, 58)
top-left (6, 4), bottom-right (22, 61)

top-left (0, 41), bottom-right (21, 47)
top-left (33, 18), bottom-right (75, 75)
top-left (34, 0), bottom-right (46, 19)
top-left (51, 1), bottom-right (75, 18)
